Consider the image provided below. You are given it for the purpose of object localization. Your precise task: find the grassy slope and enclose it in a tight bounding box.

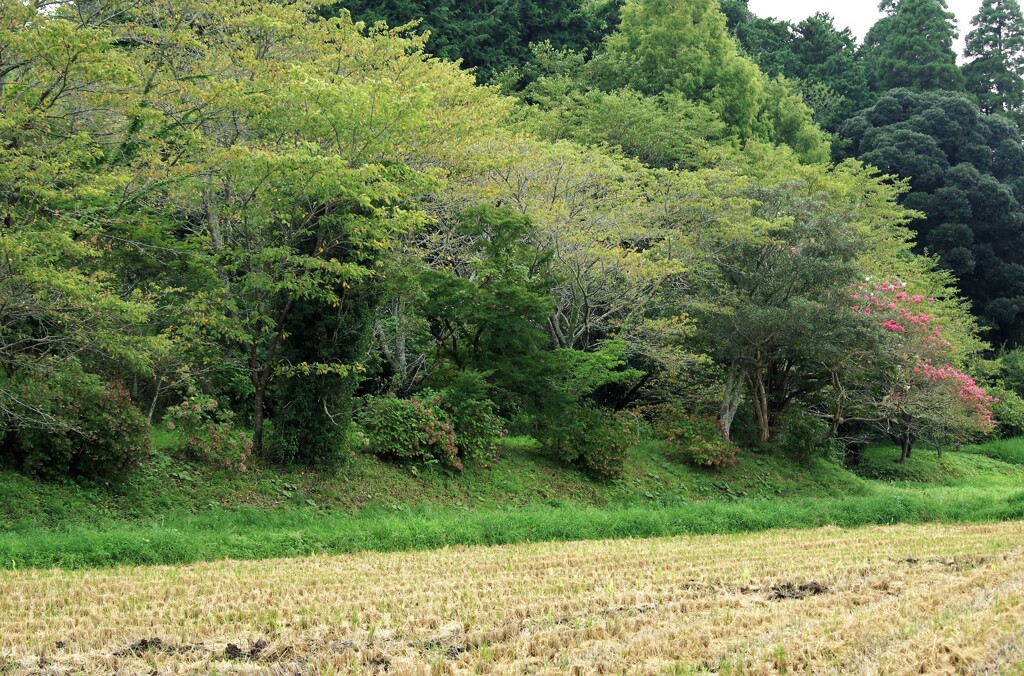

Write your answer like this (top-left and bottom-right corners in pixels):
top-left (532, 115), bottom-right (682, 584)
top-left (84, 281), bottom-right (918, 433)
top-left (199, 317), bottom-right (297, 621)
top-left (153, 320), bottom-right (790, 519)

top-left (0, 435), bottom-right (1021, 568)
top-left (0, 434), bottom-right (872, 532)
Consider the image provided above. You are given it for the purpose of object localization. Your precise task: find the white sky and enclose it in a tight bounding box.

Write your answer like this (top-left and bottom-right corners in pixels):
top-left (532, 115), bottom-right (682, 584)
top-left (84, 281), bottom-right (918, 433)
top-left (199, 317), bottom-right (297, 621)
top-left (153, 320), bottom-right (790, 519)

top-left (746, 0), bottom-right (985, 55)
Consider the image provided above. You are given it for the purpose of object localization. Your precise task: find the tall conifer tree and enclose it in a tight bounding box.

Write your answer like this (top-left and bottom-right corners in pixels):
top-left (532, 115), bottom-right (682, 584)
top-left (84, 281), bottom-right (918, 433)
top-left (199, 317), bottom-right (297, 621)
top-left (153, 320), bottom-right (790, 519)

top-left (866, 0), bottom-right (965, 92)
top-left (962, 0), bottom-right (1024, 116)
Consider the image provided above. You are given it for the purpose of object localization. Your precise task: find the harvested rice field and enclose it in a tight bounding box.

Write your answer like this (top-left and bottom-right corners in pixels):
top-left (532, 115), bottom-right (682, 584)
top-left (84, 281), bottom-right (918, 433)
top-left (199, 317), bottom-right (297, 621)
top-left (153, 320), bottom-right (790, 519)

top-left (3, 522), bottom-right (1024, 674)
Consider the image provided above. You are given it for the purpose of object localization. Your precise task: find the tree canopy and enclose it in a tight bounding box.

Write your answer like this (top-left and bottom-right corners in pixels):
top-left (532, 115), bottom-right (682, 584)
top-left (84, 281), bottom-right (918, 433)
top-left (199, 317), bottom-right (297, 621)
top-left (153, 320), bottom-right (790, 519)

top-left (840, 88), bottom-right (1024, 342)
top-left (864, 0), bottom-right (965, 92)
top-left (962, 0), bottom-right (1024, 117)
top-left (0, 0), bottom-right (1002, 483)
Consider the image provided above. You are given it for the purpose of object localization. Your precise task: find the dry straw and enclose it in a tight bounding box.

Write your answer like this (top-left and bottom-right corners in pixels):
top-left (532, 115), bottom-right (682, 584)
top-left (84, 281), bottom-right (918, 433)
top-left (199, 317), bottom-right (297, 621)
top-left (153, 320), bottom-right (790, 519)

top-left (2, 522), bottom-right (1023, 674)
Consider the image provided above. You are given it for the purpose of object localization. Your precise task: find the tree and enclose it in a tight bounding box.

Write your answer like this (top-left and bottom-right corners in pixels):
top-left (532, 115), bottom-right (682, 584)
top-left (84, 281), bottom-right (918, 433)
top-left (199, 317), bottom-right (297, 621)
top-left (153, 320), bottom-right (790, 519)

top-left (405, 205), bottom-right (556, 404)
top-left (524, 88), bottom-right (730, 170)
top-left (962, 0), bottom-right (1024, 116)
top-left (687, 146), bottom-right (916, 443)
top-left (325, 0), bottom-right (621, 82)
top-left (721, 9), bottom-right (872, 131)
top-left (835, 282), bottom-right (994, 461)
top-left (788, 14), bottom-right (873, 129)
top-left (0, 3), bottom-right (160, 458)
top-left (839, 88), bottom-right (1024, 341)
top-left (42, 0), bottom-right (510, 461)
top-left (864, 0), bottom-right (965, 92)
top-left (590, 0), bottom-right (829, 162)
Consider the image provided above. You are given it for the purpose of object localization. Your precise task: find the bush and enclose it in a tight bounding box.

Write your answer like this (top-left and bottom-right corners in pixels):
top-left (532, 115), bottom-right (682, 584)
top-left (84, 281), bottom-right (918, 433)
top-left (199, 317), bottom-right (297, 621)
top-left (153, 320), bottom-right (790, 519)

top-left (5, 369), bottom-right (150, 482)
top-left (355, 392), bottom-right (462, 470)
top-left (989, 386), bottom-right (1024, 438)
top-left (543, 405), bottom-right (638, 479)
top-left (653, 405), bottom-right (737, 469)
top-left (438, 372), bottom-right (506, 465)
top-left (265, 374), bottom-right (351, 470)
top-left (769, 410), bottom-right (837, 463)
top-left (164, 394), bottom-right (252, 471)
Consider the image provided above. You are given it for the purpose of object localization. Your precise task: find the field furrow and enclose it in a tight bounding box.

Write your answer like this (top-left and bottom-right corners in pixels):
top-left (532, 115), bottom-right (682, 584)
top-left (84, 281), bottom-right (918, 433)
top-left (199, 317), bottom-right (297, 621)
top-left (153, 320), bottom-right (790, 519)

top-left (2, 522), bottom-right (1024, 674)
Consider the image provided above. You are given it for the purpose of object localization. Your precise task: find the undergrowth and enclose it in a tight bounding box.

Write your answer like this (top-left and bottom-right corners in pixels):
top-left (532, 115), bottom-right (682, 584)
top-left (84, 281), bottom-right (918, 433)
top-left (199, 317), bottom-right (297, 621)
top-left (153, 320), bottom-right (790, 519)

top-left (0, 436), bottom-right (1022, 570)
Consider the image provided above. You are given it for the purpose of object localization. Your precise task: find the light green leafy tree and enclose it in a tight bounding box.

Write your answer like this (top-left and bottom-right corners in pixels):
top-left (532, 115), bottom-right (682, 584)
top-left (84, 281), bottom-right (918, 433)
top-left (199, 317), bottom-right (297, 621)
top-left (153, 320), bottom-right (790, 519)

top-left (591, 0), bottom-right (829, 163)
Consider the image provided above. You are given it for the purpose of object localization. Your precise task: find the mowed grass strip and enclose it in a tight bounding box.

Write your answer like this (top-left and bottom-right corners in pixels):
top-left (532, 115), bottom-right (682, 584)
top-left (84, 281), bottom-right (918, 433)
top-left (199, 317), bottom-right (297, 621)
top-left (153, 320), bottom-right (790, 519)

top-left (2, 522), bottom-right (1024, 674)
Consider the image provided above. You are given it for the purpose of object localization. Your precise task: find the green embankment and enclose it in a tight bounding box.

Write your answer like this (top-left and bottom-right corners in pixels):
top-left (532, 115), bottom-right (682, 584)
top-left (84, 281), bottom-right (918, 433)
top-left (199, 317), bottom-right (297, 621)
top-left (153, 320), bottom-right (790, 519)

top-left (1, 436), bottom-right (1022, 569)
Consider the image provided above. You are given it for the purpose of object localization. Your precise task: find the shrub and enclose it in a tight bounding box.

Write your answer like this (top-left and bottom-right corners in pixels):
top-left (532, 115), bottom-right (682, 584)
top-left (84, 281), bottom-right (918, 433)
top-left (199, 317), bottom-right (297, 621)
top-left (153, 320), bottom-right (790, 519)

top-left (438, 372), bottom-right (507, 465)
top-left (6, 369), bottom-right (150, 482)
top-left (356, 392), bottom-right (462, 470)
top-left (543, 405), bottom-right (638, 479)
top-left (989, 386), bottom-right (1024, 438)
top-left (769, 410), bottom-right (837, 463)
top-left (265, 374), bottom-right (351, 470)
top-left (164, 394), bottom-right (253, 471)
top-left (654, 405), bottom-right (737, 469)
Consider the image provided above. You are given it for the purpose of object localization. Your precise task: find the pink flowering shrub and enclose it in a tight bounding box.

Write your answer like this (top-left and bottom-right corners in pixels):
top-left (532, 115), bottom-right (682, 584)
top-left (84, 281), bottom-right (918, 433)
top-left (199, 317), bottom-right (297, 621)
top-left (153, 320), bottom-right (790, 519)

top-left (850, 281), bottom-right (996, 445)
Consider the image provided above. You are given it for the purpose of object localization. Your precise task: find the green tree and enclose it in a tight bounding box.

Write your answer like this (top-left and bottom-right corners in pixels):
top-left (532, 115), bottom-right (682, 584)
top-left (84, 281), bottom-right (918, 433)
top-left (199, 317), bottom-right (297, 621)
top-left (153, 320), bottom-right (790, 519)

top-left (594, 0), bottom-right (762, 133)
top-left (591, 0), bottom-right (829, 162)
top-left (409, 206), bottom-right (555, 399)
top-left (687, 146), bottom-right (917, 443)
top-left (840, 88), bottom-right (1024, 341)
top-left (524, 88), bottom-right (730, 170)
top-left (788, 14), bottom-right (872, 129)
top-left (43, 0), bottom-right (509, 461)
top-left (722, 9), bottom-right (871, 131)
top-left (327, 0), bottom-right (620, 82)
top-left (0, 2), bottom-right (160, 464)
top-left (864, 0), bottom-right (965, 92)
top-left (962, 0), bottom-right (1024, 116)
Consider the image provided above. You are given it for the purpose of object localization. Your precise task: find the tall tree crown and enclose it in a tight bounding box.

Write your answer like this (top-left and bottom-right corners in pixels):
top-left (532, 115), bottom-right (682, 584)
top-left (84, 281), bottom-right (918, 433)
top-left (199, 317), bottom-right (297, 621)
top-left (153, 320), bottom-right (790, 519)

top-left (865, 0), bottom-right (965, 92)
top-left (962, 0), bottom-right (1024, 115)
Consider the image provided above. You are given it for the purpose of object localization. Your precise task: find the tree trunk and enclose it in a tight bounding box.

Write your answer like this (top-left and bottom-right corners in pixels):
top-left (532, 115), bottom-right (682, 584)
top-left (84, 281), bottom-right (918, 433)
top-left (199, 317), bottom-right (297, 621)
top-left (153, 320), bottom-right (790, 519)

top-left (719, 364), bottom-right (742, 441)
top-left (252, 383), bottom-right (267, 459)
top-left (147, 375), bottom-right (163, 424)
top-left (898, 433), bottom-right (913, 463)
top-left (248, 299), bottom-right (293, 460)
top-left (747, 371), bottom-right (771, 444)
top-left (845, 442), bottom-right (865, 467)
top-left (615, 373), bottom-right (652, 412)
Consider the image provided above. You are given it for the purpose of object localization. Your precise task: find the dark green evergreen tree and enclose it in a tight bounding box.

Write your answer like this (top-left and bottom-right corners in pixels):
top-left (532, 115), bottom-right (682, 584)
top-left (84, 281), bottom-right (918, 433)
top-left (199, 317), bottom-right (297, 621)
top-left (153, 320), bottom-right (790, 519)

top-left (719, 7), bottom-right (870, 131)
top-left (718, 0), bottom-right (751, 32)
top-left (787, 14), bottom-right (872, 129)
top-left (840, 88), bottom-right (1024, 340)
top-left (962, 0), bottom-right (1024, 116)
top-left (327, 0), bottom-right (621, 82)
top-left (863, 0), bottom-right (965, 92)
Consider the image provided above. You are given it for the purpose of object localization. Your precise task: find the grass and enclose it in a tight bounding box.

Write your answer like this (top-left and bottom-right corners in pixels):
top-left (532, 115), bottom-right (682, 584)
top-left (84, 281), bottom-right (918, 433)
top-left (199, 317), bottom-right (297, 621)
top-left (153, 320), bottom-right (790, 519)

top-left (2, 521), bottom-right (1023, 673)
top-left (0, 436), bottom-right (869, 533)
top-left (852, 442), bottom-right (1024, 484)
top-left (962, 436), bottom-right (1024, 465)
top-left (0, 435), bottom-right (1022, 569)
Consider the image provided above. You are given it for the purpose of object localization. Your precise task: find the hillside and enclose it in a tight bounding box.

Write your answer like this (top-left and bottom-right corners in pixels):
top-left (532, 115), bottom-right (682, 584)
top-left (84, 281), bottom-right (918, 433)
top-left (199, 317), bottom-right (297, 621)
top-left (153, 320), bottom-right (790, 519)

top-left (1, 437), bottom-right (1022, 569)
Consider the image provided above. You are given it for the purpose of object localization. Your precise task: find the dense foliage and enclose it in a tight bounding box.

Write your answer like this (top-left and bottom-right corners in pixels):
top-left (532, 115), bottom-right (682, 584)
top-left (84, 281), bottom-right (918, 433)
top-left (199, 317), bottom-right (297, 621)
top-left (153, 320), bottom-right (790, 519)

top-left (325, 0), bottom-right (622, 82)
top-left (723, 0), bottom-right (1024, 344)
top-left (840, 89), bottom-right (1024, 341)
top-left (0, 0), bottom-right (1011, 486)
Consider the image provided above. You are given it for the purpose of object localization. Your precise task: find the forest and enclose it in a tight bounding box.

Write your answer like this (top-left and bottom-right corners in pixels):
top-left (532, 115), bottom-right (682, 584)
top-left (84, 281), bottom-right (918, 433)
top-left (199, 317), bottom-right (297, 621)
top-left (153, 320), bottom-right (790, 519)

top-left (3, 0), bottom-right (1024, 487)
